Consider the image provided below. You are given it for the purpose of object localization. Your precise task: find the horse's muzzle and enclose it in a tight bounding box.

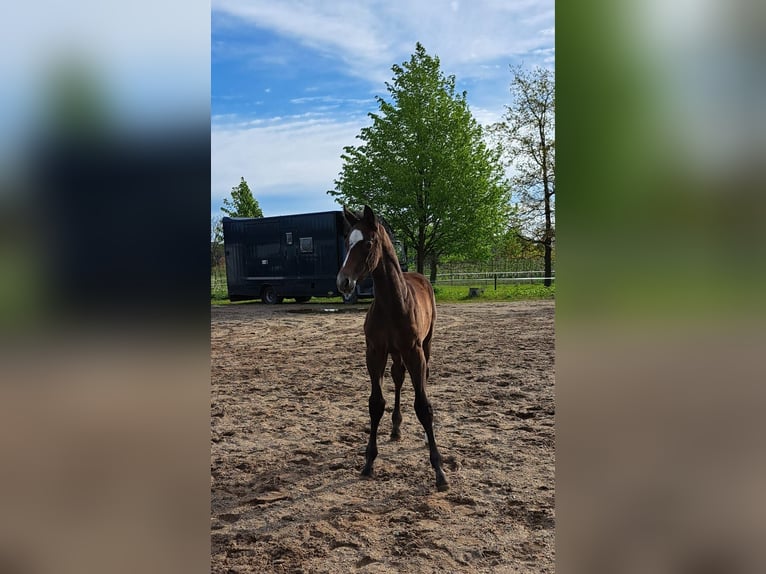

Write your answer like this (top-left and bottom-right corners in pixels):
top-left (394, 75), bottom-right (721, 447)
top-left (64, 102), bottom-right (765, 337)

top-left (337, 273), bottom-right (356, 295)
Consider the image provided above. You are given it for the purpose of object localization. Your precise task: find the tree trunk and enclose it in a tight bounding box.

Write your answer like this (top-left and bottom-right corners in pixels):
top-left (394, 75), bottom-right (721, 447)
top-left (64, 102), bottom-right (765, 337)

top-left (429, 253), bottom-right (438, 284)
top-left (544, 241), bottom-right (552, 287)
top-left (416, 248), bottom-right (425, 274)
top-left (543, 186), bottom-right (553, 287)
top-left (416, 217), bottom-right (427, 274)
top-left (541, 135), bottom-right (553, 288)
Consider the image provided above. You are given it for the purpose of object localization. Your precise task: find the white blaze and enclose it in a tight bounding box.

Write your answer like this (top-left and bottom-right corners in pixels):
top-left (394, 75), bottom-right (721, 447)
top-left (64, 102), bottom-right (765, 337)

top-left (342, 229), bottom-right (364, 268)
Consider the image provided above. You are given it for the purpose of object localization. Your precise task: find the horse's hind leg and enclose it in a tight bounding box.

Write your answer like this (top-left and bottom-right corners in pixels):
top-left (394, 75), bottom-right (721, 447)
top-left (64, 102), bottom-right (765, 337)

top-left (423, 327), bottom-right (433, 380)
top-left (362, 345), bottom-right (387, 478)
top-left (405, 345), bottom-right (449, 491)
top-left (390, 355), bottom-right (405, 441)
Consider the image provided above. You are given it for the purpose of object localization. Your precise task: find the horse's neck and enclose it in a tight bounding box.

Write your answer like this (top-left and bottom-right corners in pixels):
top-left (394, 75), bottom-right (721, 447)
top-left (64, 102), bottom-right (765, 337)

top-left (371, 237), bottom-right (409, 314)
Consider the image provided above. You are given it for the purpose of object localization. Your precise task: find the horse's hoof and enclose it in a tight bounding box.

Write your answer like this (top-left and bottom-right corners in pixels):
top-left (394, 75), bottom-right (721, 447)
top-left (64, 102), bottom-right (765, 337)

top-left (436, 469), bottom-right (449, 491)
top-left (390, 432), bottom-right (402, 442)
top-left (360, 467), bottom-right (374, 478)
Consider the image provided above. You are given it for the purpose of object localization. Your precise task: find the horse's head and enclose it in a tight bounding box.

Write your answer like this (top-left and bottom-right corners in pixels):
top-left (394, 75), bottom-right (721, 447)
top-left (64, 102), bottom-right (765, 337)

top-left (336, 205), bottom-right (382, 295)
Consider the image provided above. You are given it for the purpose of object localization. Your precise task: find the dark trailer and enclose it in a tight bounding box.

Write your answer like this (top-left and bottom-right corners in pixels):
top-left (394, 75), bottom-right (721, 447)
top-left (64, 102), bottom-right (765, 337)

top-left (223, 210), bottom-right (386, 304)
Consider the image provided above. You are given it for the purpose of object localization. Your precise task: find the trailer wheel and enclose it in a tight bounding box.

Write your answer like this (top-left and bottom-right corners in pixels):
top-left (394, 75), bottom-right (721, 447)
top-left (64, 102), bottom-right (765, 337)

top-left (262, 286), bottom-right (283, 305)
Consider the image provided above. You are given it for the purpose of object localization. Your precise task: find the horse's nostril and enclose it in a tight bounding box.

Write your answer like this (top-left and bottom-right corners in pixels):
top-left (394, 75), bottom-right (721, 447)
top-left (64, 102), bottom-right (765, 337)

top-left (337, 274), bottom-right (352, 293)
top-left (337, 275), bottom-right (356, 294)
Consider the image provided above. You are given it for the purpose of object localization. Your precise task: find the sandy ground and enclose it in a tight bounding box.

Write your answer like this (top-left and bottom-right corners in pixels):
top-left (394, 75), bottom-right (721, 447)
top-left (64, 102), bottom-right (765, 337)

top-left (211, 300), bottom-right (555, 573)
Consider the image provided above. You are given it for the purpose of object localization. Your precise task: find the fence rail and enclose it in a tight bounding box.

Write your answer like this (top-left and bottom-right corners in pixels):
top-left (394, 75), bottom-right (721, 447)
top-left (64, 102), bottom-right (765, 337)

top-left (211, 270), bottom-right (554, 287)
top-left (211, 268), bottom-right (227, 297)
top-left (434, 270), bottom-right (554, 286)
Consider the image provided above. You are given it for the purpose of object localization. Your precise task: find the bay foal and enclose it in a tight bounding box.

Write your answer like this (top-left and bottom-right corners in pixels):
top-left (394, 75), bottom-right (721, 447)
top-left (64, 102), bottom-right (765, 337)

top-left (336, 205), bottom-right (448, 491)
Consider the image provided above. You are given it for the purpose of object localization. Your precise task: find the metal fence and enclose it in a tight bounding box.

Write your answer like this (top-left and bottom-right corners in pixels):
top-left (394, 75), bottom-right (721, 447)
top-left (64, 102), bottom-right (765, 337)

top-left (211, 267), bottom-right (227, 297)
top-left (433, 270), bottom-right (554, 286)
top-left (430, 258), bottom-right (547, 275)
top-left (427, 258), bottom-right (554, 286)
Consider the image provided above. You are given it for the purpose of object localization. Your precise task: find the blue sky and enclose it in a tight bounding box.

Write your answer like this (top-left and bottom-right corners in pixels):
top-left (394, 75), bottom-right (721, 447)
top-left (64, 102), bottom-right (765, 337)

top-left (211, 0), bottom-right (554, 218)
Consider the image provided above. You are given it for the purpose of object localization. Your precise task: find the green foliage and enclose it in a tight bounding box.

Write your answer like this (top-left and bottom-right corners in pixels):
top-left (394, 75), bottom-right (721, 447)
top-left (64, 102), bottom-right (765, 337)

top-left (328, 43), bottom-right (510, 273)
top-left (493, 229), bottom-right (542, 260)
top-left (490, 65), bottom-right (555, 286)
top-left (432, 283), bottom-right (555, 303)
top-left (221, 177), bottom-right (263, 218)
top-left (493, 67), bottom-right (555, 231)
top-left (491, 206), bottom-right (545, 260)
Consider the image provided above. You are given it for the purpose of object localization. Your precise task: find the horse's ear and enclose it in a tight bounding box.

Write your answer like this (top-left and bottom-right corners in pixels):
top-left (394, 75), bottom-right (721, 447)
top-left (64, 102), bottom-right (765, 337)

top-left (363, 205), bottom-right (377, 227)
top-left (343, 206), bottom-right (359, 227)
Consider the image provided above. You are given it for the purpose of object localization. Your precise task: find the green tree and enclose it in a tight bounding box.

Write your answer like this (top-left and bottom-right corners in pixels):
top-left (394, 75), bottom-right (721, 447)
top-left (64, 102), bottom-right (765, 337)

top-left (211, 215), bottom-right (224, 269)
top-left (328, 43), bottom-right (510, 281)
top-left (491, 66), bottom-right (555, 286)
top-left (221, 177), bottom-right (263, 218)
top-left (492, 206), bottom-right (543, 261)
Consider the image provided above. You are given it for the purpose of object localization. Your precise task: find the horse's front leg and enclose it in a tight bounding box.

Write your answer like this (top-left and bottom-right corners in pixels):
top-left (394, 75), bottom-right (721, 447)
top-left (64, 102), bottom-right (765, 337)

top-left (362, 344), bottom-right (387, 478)
top-left (405, 344), bottom-right (449, 491)
top-left (390, 355), bottom-right (405, 441)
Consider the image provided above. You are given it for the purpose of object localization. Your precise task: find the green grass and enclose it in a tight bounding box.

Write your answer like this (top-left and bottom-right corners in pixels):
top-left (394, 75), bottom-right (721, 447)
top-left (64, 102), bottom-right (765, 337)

top-left (211, 280), bottom-right (229, 302)
top-left (432, 283), bottom-right (555, 302)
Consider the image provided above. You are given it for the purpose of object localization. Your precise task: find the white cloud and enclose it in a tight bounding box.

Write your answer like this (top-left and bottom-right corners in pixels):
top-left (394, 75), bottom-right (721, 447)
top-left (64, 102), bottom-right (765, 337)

top-left (213, 0), bottom-right (390, 77)
top-left (211, 115), bottom-right (367, 211)
top-left (212, 0), bottom-right (554, 83)
top-left (471, 105), bottom-right (507, 129)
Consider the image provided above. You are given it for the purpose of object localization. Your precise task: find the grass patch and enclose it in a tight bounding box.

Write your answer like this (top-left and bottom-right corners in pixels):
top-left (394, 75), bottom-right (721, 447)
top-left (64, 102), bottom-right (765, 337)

top-left (432, 283), bottom-right (555, 303)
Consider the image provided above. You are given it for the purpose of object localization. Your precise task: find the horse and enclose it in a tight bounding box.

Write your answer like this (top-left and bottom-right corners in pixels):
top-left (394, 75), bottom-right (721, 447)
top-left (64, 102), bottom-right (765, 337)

top-left (336, 205), bottom-right (449, 491)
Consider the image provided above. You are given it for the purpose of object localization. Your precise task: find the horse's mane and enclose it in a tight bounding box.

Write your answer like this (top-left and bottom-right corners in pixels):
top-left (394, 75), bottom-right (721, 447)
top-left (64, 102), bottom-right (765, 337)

top-left (377, 216), bottom-right (395, 239)
top-left (344, 207), bottom-right (396, 242)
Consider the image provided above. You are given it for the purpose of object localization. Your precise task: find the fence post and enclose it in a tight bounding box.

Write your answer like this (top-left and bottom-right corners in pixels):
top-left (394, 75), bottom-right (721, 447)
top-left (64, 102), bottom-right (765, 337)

top-left (494, 274), bottom-right (497, 291)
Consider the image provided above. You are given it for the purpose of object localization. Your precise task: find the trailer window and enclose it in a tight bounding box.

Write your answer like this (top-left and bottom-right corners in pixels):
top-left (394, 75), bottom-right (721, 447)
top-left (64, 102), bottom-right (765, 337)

top-left (285, 232), bottom-right (293, 245)
top-left (299, 237), bottom-right (313, 253)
